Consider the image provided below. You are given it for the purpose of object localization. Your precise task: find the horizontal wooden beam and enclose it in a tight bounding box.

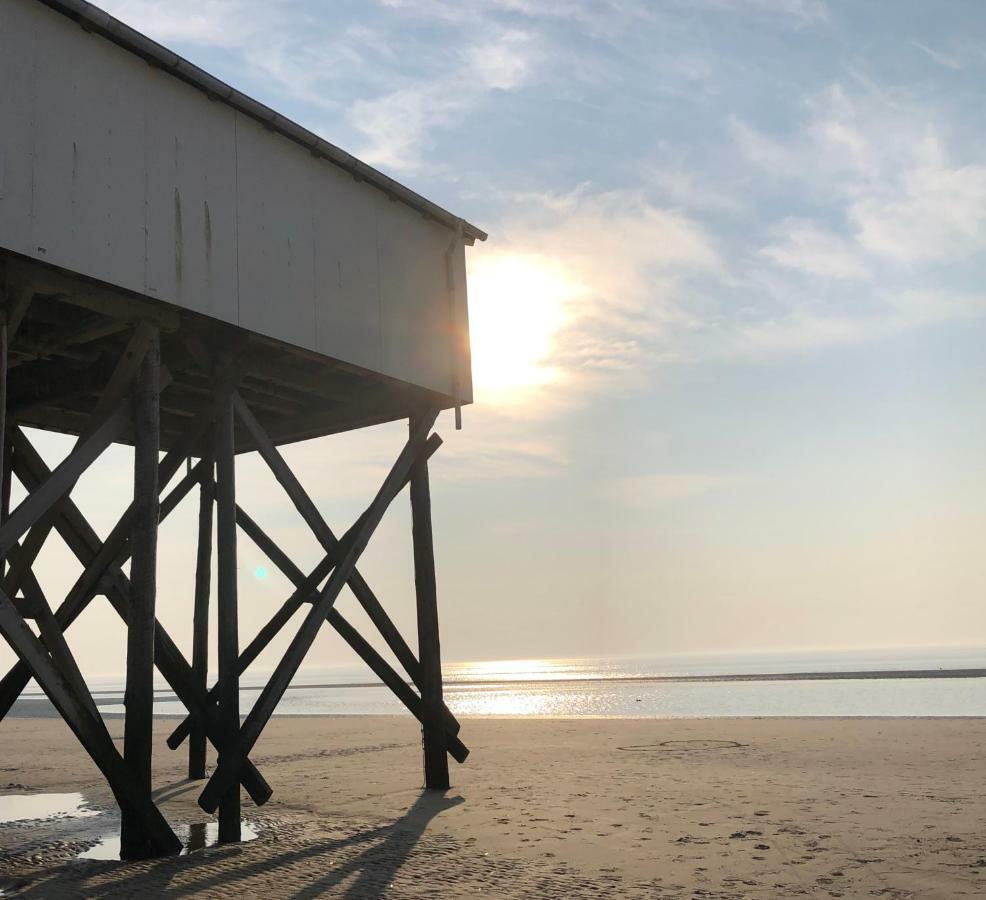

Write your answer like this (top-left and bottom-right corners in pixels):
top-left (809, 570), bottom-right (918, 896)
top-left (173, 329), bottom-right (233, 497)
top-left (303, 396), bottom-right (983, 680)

top-left (4, 258), bottom-right (180, 331)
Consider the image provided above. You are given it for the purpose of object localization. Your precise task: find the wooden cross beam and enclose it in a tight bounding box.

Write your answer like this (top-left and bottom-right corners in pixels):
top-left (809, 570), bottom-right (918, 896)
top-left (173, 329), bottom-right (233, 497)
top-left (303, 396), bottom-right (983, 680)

top-left (234, 505), bottom-right (469, 762)
top-left (0, 386), bottom-right (222, 721)
top-left (13, 563), bottom-right (101, 721)
top-left (1, 324), bottom-right (158, 602)
top-left (162, 432), bottom-right (468, 764)
top-left (3, 429), bottom-right (273, 806)
top-left (0, 401), bottom-right (128, 558)
top-left (0, 586), bottom-right (181, 856)
top-left (233, 395), bottom-right (436, 698)
top-left (196, 409), bottom-right (439, 814)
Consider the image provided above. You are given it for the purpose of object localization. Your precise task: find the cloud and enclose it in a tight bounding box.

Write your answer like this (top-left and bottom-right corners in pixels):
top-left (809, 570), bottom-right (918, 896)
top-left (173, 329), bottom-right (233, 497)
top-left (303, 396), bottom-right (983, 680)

top-left (467, 188), bottom-right (719, 410)
top-left (759, 219), bottom-right (868, 280)
top-left (351, 28), bottom-right (538, 171)
top-left (97, 0), bottom-right (270, 47)
top-left (851, 163), bottom-right (986, 263)
top-left (735, 84), bottom-right (986, 269)
top-left (912, 41), bottom-right (963, 71)
top-left (688, 0), bottom-right (828, 26)
top-left (717, 82), bottom-right (986, 357)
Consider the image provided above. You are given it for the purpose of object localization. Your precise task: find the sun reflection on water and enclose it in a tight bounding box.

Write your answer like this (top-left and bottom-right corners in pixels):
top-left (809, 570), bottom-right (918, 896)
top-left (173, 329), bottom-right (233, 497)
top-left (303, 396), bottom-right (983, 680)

top-left (447, 657), bottom-right (602, 683)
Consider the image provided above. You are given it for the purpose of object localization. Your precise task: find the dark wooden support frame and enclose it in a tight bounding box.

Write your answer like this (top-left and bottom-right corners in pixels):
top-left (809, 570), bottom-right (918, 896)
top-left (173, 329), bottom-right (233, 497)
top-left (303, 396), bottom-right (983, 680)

top-left (196, 406), bottom-right (444, 814)
top-left (0, 280), bottom-right (469, 852)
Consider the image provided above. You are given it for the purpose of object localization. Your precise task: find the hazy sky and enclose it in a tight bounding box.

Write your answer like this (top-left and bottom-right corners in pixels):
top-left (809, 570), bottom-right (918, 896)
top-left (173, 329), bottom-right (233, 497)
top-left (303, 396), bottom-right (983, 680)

top-left (6, 0), bottom-right (986, 678)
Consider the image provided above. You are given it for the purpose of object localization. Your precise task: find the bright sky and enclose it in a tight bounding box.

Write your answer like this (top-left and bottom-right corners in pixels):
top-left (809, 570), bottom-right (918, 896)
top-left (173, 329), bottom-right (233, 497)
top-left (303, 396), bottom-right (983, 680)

top-left (6, 0), bottom-right (986, 678)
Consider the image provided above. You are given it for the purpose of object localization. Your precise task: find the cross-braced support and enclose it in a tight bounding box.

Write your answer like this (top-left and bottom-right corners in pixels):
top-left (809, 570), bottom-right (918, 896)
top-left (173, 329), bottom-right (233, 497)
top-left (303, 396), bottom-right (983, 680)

top-left (0, 276), bottom-right (469, 855)
top-left (0, 304), bottom-right (181, 858)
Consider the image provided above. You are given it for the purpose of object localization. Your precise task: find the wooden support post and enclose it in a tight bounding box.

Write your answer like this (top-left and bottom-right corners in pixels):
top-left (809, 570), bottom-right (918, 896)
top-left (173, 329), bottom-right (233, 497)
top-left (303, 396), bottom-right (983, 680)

top-left (0, 314), bottom-right (7, 517)
top-left (409, 413), bottom-right (450, 790)
top-left (189, 450), bottom-right (214, 780)
top-left (0, 443), bottom-right (10, 581)
top-left (0, 319), bottom-right (8, 584)
top-left (122, 329), bottom-right (161, 860)
top-left (215, 395), bottom-right (241, 841)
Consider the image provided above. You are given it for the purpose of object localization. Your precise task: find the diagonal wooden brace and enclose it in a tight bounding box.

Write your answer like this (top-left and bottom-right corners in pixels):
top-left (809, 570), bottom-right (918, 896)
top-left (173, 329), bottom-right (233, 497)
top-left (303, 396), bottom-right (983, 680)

top-left (0, 402), bottom-right (128, 557)
top-left (197, 409), bottom-right (440, 814)
top-left (3, 431), bottom-right (272, 806)
top-left (235, 505), bottom-right (469, 762)
top-left (234, 394), bottom-right (429, 689)
top-left (163, 433), bottom-right (456, 752)
top-left (0, 589), bottom-right (181, 855)
top-left (2, 324), bottom-right (159, 600)
top-left (0, 423), bottom-right (208, 719)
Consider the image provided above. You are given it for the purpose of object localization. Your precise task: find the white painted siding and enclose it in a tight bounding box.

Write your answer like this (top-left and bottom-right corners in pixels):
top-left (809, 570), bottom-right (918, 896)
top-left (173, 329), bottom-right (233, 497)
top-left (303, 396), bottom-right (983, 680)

top-left (0, 0), bottom-right (472, 401)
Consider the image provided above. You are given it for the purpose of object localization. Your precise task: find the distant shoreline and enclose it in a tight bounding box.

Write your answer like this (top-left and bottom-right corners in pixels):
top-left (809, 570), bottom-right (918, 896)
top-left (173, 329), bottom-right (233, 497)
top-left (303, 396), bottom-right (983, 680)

top-left (296, 667), bottom-right (986, 690)
top-left (14, 667), bottom-right (986, 702)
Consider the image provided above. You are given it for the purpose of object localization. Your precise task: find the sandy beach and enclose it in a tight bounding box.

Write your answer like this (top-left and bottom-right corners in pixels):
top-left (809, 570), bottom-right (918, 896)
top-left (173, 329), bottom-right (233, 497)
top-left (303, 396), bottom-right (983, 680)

top-left (1, 716), bottom-right (985, 898)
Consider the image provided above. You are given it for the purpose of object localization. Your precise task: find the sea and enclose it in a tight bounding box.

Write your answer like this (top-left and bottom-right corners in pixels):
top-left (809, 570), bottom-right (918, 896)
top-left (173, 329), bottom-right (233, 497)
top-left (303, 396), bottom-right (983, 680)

top-left (16, 646), bottom-right (986, 719)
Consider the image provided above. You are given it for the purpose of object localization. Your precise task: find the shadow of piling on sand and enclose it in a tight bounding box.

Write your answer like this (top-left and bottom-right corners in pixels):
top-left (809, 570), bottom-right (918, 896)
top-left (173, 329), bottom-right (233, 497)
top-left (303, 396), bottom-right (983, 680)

top-left (10, 789), bottom-right (465, 899)
top-left (289, 791), bottom-right (465, 899)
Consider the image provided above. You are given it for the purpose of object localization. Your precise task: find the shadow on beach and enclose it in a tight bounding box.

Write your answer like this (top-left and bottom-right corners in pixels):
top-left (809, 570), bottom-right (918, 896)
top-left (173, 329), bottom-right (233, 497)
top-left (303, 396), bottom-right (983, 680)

top-left (10, 790), bottom-right (464, 899)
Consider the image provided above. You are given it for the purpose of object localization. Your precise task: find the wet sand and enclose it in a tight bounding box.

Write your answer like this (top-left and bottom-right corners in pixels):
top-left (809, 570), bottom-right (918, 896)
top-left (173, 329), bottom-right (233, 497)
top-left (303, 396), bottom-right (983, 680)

top-left (1, 716), bottom-right (985, 898)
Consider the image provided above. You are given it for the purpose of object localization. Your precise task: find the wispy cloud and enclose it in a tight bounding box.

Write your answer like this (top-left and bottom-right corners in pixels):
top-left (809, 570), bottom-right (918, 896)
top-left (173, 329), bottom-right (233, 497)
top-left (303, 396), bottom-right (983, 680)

top-left (714, 82), bottom-right (986, 356)
top-left (912, 41), bottom-right (963, 71)
top-left (759, 219), bottom-right (869, 280)
top-left (468, 187), bottom-right (719, 407)
top-left (351, 28), bottom-right (538, 171)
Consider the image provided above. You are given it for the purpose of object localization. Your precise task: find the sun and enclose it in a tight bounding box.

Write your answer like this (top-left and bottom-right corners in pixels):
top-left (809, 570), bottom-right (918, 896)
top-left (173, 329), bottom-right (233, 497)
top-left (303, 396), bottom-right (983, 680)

top-left (466, 253), bottom-right (578, 401)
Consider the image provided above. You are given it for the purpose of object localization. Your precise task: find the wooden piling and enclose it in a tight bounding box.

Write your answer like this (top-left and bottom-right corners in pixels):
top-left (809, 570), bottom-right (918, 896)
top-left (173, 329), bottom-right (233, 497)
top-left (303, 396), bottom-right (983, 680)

top-left (215, 394), bottom-right (241, 841)
top-left (122, 328), bottom-right (161, 859)
top-left (409, 413), bottom-right (450, 790)
top-left (190, 449), bottom-right (214, 780)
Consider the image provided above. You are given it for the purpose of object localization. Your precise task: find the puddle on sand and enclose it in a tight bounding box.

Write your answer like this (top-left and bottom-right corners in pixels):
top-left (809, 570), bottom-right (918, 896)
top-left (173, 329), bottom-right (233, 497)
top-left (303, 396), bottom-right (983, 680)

top-left (79, 820), bottom-right (260, 860)
top-left (0, 793), bottom-right (101, 824)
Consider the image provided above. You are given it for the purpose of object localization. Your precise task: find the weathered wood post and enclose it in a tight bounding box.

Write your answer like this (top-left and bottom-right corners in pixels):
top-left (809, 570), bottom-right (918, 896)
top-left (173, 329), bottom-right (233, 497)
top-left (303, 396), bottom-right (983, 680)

top-left (122, 328), bottom-right (161, 859)
top-left (189, 447), bottom-right (215, 780)
top-left (0, 292), bottom-right (8, 583)
top-left (409, 413), bottom-right (449, 790)
top-left (215, 394), bottom-right (241, 842)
